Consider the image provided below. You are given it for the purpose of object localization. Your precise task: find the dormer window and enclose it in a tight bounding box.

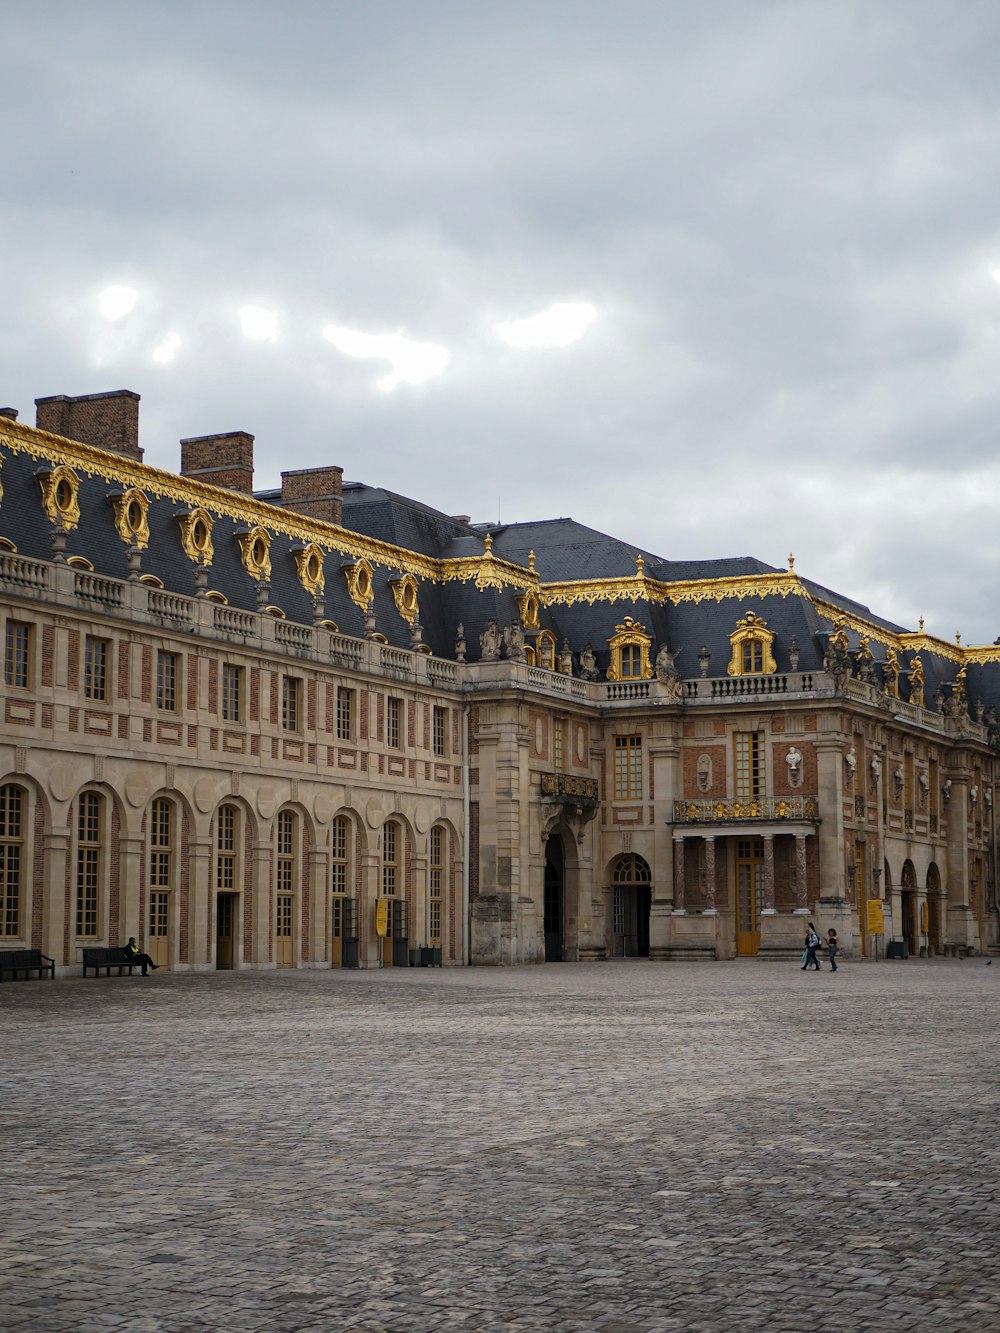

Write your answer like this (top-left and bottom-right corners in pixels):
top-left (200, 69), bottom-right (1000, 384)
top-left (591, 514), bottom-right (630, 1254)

top-left (607, 617), bottom-right (653, 682)
top-left (727, 611), bottom-right (776, 677)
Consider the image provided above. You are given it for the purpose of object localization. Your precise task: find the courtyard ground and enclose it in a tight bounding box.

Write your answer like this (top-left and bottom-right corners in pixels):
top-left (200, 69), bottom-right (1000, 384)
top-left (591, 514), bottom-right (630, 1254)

top-left (3, 957), bottom-right (1000, 1332)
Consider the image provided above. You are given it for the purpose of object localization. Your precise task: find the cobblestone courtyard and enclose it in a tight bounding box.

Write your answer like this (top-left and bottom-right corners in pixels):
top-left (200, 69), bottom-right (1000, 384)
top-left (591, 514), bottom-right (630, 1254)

top-left (4, 958), bottom-right (1000, 1332)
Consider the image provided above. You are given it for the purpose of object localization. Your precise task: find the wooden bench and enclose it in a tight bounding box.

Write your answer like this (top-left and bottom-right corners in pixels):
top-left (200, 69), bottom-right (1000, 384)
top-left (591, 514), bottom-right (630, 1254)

top-left (81, 946), bottom-right (140, 977)
top-left (0, 948), bottom-right (56, 981)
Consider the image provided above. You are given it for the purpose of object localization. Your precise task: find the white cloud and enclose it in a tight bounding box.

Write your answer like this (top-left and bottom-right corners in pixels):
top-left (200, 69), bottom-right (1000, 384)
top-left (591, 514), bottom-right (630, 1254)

top-left (98, 285), bottom-right (138, 321)
top-left (152, 332), bottom-right (182, 364)
top-left (239, 305), bottom-right (280, 342)
top-left (322, 323), bottom-right (450, 390)
top-left (496, 302), bottom-right (597, 349)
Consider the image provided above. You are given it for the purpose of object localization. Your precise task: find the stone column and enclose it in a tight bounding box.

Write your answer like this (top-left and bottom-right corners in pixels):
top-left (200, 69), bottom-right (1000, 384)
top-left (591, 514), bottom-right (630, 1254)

top-left (762, 835), bottom-right (775, 911)
top-left (360, 850), bottom-right (380, 966)
top-left (703, 836), bottom-right (716, 913)
top-left (795, 835), bottom-right (808, 911)
top-left (187, 837), bottom-right (212, 968)
top-left (251, 839), bottom-right (273, 968)
top-left (41, 824), bottom-right (70, 967)
top-left (673, 838), bottom-right (686, 913)
top-left (815, 734), bottom-right (848, 899)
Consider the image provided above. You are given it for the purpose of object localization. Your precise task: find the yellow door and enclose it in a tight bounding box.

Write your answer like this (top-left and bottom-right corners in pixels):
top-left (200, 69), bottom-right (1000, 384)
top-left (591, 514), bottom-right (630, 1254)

top-left (735, 839), bottom-right (764, 956)
top-left (147, 891), bottom-right (170, 970)
top-left (331, 895), bottom-right (344, 967)
top-left (275, 894), bottom-right (293, 967)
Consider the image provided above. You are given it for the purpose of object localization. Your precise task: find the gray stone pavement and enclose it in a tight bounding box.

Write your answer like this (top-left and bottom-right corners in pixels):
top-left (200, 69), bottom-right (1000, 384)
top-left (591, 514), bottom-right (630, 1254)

top-left (3, 958), bottom-right (1000, 1333)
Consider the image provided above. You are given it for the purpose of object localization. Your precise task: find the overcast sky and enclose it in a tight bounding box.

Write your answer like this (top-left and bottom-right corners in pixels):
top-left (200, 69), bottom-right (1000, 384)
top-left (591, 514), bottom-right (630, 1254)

top-left (4, 1), bottom-right (1000, 642)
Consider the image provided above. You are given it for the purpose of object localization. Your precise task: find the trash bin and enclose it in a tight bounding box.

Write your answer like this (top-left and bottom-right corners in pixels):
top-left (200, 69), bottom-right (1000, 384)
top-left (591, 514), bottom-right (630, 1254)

top-left (886, 940), bottom-right (908, 959)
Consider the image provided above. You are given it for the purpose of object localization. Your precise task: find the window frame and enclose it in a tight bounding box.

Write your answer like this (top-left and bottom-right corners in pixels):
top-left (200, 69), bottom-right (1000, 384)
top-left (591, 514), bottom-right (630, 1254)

top-left (613, 735), bottom-right (643, 800)
top-left (156, 650), bottom-right (177, 712)
top-left (84, 636), bottom-right (109, 702)
top-left (4, 620), bottom-right (31, 690)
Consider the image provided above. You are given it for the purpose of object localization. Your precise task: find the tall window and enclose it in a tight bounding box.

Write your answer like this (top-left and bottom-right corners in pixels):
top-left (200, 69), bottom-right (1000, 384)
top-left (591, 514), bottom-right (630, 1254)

top-left (149, 798), bottom-right (173, 891)
top-left (0, 784), bottom-right (23, 937)
top-left (156, 651), bottom-right (177, 712)
top-left (432, 706), bottom-right (446, 757)
top-left (222, 663), bottom-right (242, 722)
top-left (553, 718), bottom-right (565, 773)
top-left (734, 732), bottom-right (763, 801)
top-left (76, 792), bottom-right (102, 937)
top-left (387, 697), bottom-right (401, 748)
top-left (4, 621), bottom-right (31, 688)
top-left (619, 644), bottom-right (641, 678)
top-left (741, 640), bottom-right (764, 673)
top-left (282, 676), bottom-right (301, 732)
top-left (336, 687), bottom-right (353, 741)
top-left (274, 811), bottom-right (296, 964)
top-left (382, 820), bottom-right (399, 897)
top-left (613, 735), bottom-right (642, 800)
top-left (429, 825), bottom-right (444, 946)
top-left (84, 637), bottom-right (109, 701)
top-left (216, 804), bottom-right (238, 892)
top-left (331, 815), bottom-right (351, 896)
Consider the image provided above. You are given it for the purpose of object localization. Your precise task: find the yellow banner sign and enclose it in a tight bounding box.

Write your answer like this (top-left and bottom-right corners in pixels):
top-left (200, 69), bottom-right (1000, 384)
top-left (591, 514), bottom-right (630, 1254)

top-left (866, 899), bottom-right (885, 934)
top-left (375, 898), bottom-right (389, 938)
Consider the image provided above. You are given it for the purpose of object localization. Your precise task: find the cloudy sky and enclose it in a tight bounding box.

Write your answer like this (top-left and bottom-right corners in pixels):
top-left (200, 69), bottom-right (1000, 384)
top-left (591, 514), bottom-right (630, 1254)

top-left (4, 1), bottom-right (1000, 642)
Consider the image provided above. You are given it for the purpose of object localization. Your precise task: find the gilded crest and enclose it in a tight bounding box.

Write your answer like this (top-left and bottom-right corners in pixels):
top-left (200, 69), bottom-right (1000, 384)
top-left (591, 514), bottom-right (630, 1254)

top-left (293, 542), bottom-right (326, 597)
top-left (175, 507), bottom-right (215, 565)
top-left (607, 616), bottom-right (653, 681)
top-left (727, 610), bottom-right (777, 676)
top-left (343, 557), bottom-right (374, 610)
top-left (236, 526), bottom-right (273, 582)
top-left (389, 572), bottom-right (419, 624)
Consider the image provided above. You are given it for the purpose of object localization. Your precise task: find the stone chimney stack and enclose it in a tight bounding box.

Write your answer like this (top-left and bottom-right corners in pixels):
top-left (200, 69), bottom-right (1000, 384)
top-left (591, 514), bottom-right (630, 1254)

top-left (34, 390), bottom-right (143, 461)
top-left (280, 466), bottom-right (344, 526)
top-left (0, 407), bottom-right (17, 420)
top-left (180, 432), bottom-right (255, 495)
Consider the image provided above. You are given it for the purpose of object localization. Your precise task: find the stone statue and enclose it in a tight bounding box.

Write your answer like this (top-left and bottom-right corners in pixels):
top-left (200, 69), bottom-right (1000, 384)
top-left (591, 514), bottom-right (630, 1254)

top-left (654, 643), bottom-right (683, 700)
top-left (557, 639), bottom-right (574, 675)
top-left (579, 643), bottom-right (601, 681)
top-left (503, 617), bottom-right (525, 662)
top-left (480, 618), bottom-right (501, 661)
top-left (455, 624), bottom-right (467, 662)
top-left (908, 655), bottom-right (925, 709)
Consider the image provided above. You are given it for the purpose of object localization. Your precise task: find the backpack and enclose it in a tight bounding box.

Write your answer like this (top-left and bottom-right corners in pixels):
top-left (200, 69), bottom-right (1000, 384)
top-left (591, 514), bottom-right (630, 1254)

top-left (807, 931), bottom-right (820, 948)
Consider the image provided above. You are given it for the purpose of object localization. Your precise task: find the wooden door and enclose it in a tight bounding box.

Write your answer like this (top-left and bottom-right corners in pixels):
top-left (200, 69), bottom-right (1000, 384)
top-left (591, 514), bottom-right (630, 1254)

top-left (735, 839), bottom-right (764, 956)
top-left (147, 891), bottom-right (170, 970)
top-left (217, 893), bottom-right (236, 969)
top-left (275, 894), bottom-right (293, 967)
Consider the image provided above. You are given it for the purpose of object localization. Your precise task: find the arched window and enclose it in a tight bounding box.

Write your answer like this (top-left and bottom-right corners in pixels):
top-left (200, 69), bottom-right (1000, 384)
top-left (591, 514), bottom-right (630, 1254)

top-left (331, 815), bottom-right (351, 897)
top-left (727, 611), bottom-right (776, 677)
top-left (607, 617), bottom-right (653, 682)
top-left (216, 804), bottom-right (240, 892)
top-left (0, 784), bottom-right (25, 938)
top-left (76, 791), bottom-right (103, 937)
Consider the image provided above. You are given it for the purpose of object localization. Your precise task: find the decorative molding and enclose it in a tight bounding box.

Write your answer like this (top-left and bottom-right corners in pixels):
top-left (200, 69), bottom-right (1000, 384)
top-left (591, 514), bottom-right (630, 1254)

top-left (342, 557), bottom-right (374, 610)
top-left (727, 611), bottom-right (777, 676)
top-left (607, 616), bottom-right (653, 682)
top-left (389, 572), bottom-right (420, 624)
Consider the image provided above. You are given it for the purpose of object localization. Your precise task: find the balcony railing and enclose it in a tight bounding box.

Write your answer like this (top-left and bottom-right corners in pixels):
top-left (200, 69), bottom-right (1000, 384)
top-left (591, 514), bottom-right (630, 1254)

top-left (684, 673), bottom-right (815, 701)
top-left (673, 795), bottom-right (819, 824)
top-left (541, 772), bottom-right (600, 805)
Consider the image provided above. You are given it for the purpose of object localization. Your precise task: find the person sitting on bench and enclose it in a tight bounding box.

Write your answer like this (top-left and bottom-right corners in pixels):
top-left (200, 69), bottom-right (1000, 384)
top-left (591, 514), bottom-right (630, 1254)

top-left (124, 937), bottom-right (159, 975)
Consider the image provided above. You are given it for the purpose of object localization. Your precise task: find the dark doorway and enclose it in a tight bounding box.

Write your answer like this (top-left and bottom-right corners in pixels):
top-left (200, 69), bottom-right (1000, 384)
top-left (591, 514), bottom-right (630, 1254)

top-left (635, 885), bottom-right (651, 957)
top-left (216, 893), bottom-right (237, 969)
top-left (544, 839), bottom-right (564, 962)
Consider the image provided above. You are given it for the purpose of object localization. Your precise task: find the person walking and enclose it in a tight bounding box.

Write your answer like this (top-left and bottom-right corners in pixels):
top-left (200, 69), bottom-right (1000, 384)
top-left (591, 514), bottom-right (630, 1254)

top-left (801, 923), bottom-right (822, 971)
top-left (124, 937), bottom-right (159, 976)
top-left (826, 928), bottom-right (841, 972)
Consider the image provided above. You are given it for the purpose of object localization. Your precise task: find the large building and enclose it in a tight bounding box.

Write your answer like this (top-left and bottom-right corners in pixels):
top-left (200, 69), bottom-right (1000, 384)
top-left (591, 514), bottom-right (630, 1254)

top-left (1, 389), bottom-right (997, 972)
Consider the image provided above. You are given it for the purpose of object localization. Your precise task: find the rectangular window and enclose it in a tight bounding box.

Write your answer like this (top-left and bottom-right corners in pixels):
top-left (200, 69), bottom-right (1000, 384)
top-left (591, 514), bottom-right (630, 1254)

top-left (148, 891), bottom-right (169, 940)
top-left (222, 663), bottom-right (243, 722)
top-left (282, 675), bottom-right (301, 732)
top-left (614, 735), bottom-right (642, 800)
top-left (75, 792), bottom-right (101, 937)
top-left (217, 805), bottom-right (237, 892)
top-left (4, 621), bottom-right (31, 689)
top-left (0, 785), bottom-right (23, 937)
top-left (276, 811), bottom-right (295, 893)
top-left (429, 825), bottom-right (443, 945)
top-left (432, 706), bottom-right (446, 757)
top-left (149, 797), bottom-right (172, 889)
top-left (734, 732), bottom-right (763, 801)
top-left (382, 822), bottom-right (397, 897)
top-left (336, 687), bottom-right (353, 741)
top-left (84, 637), bottom-right (109, 701)
top-left (553, 718), bottom-right (565, 773)
top-left (620, 644), bottom-right (641, 679)
top-left (331, 815), bottom-right (349, 895)
top-left (741, 640), bottom-right (764, 674)
top-left (387, 696), bottom-right (401, 748)
top-left (156, 651), bottom-right (177, 712)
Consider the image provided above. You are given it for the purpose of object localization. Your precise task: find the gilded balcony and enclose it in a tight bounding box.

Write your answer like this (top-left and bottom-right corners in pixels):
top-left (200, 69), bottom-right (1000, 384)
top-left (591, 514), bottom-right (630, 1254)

top-left (673, 796), bottom-right (819, 824)
top-left (541, 772), bottom-right (600, 806)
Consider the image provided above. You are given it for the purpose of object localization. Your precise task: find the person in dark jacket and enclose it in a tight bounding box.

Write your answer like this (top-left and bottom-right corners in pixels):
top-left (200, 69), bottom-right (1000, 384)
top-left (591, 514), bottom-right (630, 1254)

top-left (801, 923), bottom-right (822, 971)
top-left (124, 937), bottom-right (158, 976)
top-left (826, 928), bottom-right (841, 972)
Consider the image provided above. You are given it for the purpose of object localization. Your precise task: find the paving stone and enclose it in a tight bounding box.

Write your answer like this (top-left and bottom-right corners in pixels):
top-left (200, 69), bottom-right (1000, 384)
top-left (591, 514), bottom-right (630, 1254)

top-left (5, 959), bottom-right (1000, 1330)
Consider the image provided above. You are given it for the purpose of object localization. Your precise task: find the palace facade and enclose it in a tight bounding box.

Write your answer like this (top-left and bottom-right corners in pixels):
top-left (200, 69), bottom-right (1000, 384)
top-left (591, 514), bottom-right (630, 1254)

top-left (1, 389), bottom-right (998, 973)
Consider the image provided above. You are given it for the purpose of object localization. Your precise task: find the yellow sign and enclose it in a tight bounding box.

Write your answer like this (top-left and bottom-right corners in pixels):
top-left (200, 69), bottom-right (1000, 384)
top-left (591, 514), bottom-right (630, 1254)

top-left (375, 898), bottom-right (389, 938)
top-left (866, 899), bottom-right (885, 934)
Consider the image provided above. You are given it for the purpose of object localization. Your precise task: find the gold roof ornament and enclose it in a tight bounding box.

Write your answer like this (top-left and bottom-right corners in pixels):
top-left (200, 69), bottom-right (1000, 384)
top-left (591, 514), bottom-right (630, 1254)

top-left (175, 506), bottom-right (214, 565)
top-left (388, 571), bottom-right (420, 624)
top-left (293, 542), bottom-right (326, 597)
top-left (342, 556), bottom-right (374, 610)
top-left (236, 526), bottom-right (272, 582)
top-left (606, 616), bottom-right (653, 682)
top-left (727, 610), bottom-right (777, 676)
top-left (36, 463), bottom-right (81, 531)
top-left (110, 487), bottom-right (151, 550)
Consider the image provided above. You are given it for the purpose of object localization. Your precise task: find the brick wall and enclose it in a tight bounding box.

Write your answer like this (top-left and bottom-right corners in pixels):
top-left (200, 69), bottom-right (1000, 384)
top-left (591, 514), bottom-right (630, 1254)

top-left (280, 466), bottom-right (344, 526)
top-left (35, 391), bottom-right (143, 461)
top-left (180, 431), bottom-right (254, 494)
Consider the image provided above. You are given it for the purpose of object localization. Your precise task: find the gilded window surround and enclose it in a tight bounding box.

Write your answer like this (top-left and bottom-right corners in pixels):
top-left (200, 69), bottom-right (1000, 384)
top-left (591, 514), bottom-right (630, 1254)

top-left (389, 572), bottom-right (419, 624)
top-left (607, 617), bottom-right (653, 682)
top-left (727, 611), bottom-right (777, 677)
top-left (236, 526), bottom-right (272, 582)
top-left (175, 507), bottom-right (215, 566)
top-left (293, 542), bottom-right (326, 597)
top-left (36, 464), bottom-right (81, 530)
top-left (343, 558), bottom-right (374, 610)
top-left (110, 487), bottom-right (151, 549)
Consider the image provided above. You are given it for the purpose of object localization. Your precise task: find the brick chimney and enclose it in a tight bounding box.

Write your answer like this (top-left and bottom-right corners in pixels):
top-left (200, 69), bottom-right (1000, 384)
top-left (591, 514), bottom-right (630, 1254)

top-left (34, 390), bottom-right (142, 461)
top-left (280, 466), bottom-right (344, 526)
top-left (0, 407), bottom-right (17, 420)
top-left (180, 432), bottom-right (254, 495)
